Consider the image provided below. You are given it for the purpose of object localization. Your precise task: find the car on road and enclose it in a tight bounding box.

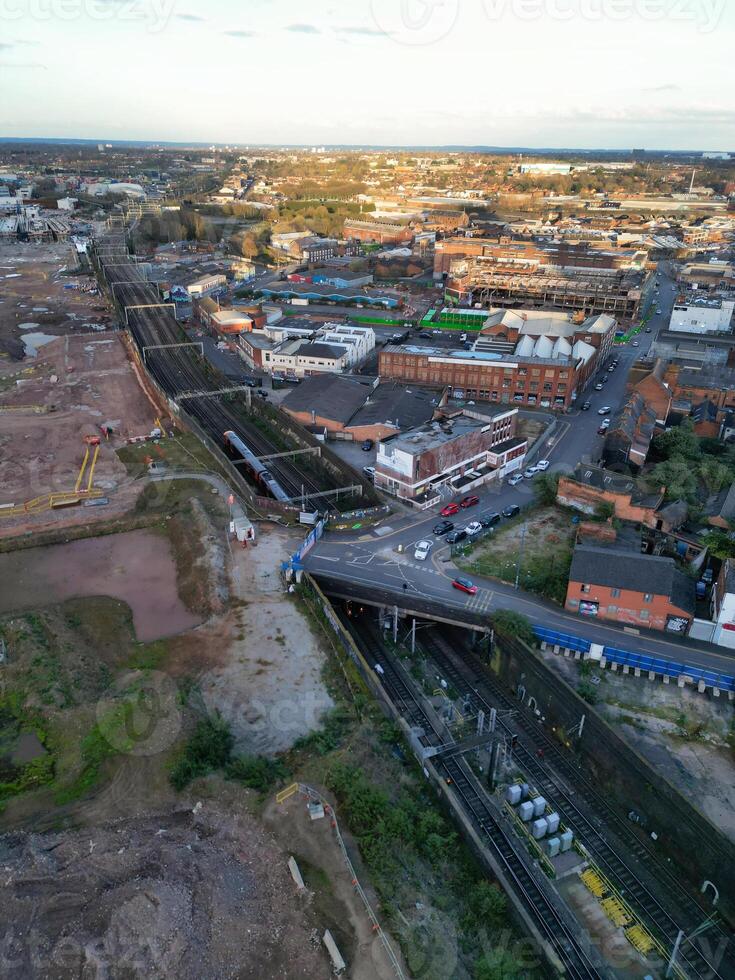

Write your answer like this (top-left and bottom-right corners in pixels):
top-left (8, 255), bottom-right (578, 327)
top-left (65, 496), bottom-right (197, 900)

top-left (480, 512), bottom-right (501, 528)
top-left (446, 529), bottom-right (467, 544)
top-left (598, 406), bottom-right (612, 415)
top-left (594, 383), bottom-right (604, 391)
top-left (632, 341), bottom-right (639, 347)
top-left (418, 331), bottom-right (432, 338)
top-left (656, 308), bottom-right (662, 315)
top-left (460, 494), bottom-right (480, 509)
top-left (433, 520), bottom-right (454, 536)
top-left (536, 460), bottom-right (550, 471)
top-left (440, 502), bottom-right (460, 516)
top-left (464, 521), bottom-right (483, 537)
top-left (361, 439), bottom-right (374, 451)
top-left (452, 576), bottom-right (478, 596)
top-left (362, 465), bottom-right (376, 481)
top-left (524, 467), bottom-right (539, 479)
top-left (502, 504), bottom-right (521, 518)
top-left (507, 473), bottom-right (524, 486)
top-left (645, 327), bottom-right (652, 333)
top-left (580, 401), bottom-right (591, 411)
top-left (414, 540), bottom-right (432, 561)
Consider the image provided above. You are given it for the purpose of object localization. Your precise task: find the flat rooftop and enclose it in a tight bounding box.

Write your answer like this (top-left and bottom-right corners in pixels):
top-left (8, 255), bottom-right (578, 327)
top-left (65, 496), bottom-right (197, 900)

top-left (382, 413), bottom-right (493, 455)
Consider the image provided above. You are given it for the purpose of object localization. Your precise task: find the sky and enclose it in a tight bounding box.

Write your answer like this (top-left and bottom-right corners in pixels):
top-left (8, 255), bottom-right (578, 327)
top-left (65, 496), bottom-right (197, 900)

top-left (0, 0), bottom-right (734, 151)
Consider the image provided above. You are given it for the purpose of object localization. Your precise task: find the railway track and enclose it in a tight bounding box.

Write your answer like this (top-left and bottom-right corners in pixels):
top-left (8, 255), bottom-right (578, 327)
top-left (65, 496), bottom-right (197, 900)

top-left (420, 627), bottom-right (733, 980)
top-left (95, 237), bottom-right (330, 502)
top-left (338, 611), bottom-right (603, 979)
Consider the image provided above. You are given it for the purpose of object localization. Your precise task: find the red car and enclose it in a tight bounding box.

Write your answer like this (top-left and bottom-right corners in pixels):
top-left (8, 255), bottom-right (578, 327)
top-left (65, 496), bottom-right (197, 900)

top-left (452, 576), bottom-right (478, 595)
top-left (460, 495), bottom-right (480, 509)
top-left (441, 502), bottom-right (460, 516)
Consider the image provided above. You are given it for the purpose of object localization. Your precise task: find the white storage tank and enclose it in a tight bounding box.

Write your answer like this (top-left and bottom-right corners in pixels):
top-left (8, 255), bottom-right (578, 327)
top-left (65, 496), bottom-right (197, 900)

top-left (506, 784), bottom-right (522, 806)
top-left (520, 783), bottom-right (530, 800)
top-left (519, 800), bottom-right (534, 822)
top-left (546, 812), bottom-right (560, 835)
top-left (532, 796), bottom-right (547, 818)
top-left (560, 829), bottom-right (574, 852)
top-left (532, 817), bottom-right (548, 840)
top-left (547, 837), bottom-right (561, 858)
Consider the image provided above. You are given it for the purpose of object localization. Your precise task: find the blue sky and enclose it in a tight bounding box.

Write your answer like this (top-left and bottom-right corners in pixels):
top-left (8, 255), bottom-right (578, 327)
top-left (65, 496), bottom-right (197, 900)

top-left (1, 0), bottom-right (733, 150)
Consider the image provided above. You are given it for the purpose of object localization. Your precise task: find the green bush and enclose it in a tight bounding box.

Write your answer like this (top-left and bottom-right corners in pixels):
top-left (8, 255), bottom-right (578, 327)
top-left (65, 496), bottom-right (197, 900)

top-left (169, 715), bottom-right (233, 790)
top-left (225, 755), bottom-right (289, 792)
top-left (492, 610), bottom-right (537, 648)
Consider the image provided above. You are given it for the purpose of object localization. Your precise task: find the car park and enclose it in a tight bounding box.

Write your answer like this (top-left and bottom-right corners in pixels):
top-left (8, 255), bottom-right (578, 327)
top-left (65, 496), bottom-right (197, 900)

top-left (480, 512), bottom-right (501, 528)
top-left (524, 467), bottom-right (539, 479)
top-left (441, 502), bottom-right (460, 516)
top-left (502, 504), bottom-right (520, 518)
top-left (446, 529), bottom-right (467, 544)
top-left (433, 520), bottom-right (454, 536)
top-left (414, 540), bottom-right (432, 561)
top-left (507, 473), bottom-right (524, 486)
top-left (536, 460), bottom-right (550, 471)
top-left (460, 494), bottom-right (480, 509)
top-left (452, 576), bottom-right (477, 595)
top-left (598, 406), bottom-right (611, 415)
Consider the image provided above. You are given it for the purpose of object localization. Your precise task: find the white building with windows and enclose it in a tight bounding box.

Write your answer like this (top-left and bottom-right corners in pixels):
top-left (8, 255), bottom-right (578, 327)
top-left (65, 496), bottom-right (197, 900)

top-left (669, 299), bottom-right (735, 335)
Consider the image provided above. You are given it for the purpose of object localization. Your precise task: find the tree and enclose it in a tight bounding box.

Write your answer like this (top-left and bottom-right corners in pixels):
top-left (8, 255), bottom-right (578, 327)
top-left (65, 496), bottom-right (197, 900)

top-left (701, 527), bottom-right (735, 560)
top-left (652, 420), bottom-right (699, 461)
top-left (533, 472), bottom-right (560, 506)
top-left (475, 949), bottom-right (527, 980)
top-left (699, 458), bottom-right (733, 493)
top-left (492, 610), bottom-right (537, 648)
top-left (650, 455), bottom-right (699, 502)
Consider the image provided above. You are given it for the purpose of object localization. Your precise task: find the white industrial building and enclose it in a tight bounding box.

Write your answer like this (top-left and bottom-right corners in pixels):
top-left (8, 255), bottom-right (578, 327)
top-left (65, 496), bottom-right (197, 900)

top-left (669, 298), bottom-right (735, 335)
top-left (187, 273), bottom-right (227, 299)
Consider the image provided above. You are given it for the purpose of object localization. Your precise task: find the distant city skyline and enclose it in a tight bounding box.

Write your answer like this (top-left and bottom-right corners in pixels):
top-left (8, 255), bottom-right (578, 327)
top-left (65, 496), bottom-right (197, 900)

top-left (0, 0), bottom-right (733, 151)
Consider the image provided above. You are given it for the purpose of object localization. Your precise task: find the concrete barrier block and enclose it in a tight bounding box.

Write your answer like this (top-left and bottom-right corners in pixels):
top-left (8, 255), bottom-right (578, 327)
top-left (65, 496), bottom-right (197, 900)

top-left (698, 680), bottom-right (706, 693)
top-left (553, 644), bottom-right (560, 654)
top-left (677, 676), bottom-right (686, 688)
top-left (574, 650), bottom-right (581, 660)
top-left (634, 667), bottom-right (641, 677)
top-left (648, 671), bottom-right (656, 680)
top-left (622, 665), bottom-right (630, 675)
top-left (600, 657), bottom-right (607, 668)
top-left (610, 662), bottom-right (618, 671)
top-left (663, 674), bottom-right (670, 684)
top-left (713, 688), bottom-right (720, 698)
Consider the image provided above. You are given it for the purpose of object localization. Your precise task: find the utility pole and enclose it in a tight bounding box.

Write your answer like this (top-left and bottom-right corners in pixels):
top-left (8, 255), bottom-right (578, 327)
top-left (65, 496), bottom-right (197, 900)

top-left (666, 916), bottom-right (717, 978)
top-left (393, 605), bottom-right (398, 645)
top-left (410, 618), bottom-right (416, 655)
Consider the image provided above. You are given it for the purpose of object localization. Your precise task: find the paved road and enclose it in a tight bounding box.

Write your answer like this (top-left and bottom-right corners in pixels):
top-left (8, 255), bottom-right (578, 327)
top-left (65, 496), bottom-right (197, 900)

top-left (304, 269), bottom-right (735, 678)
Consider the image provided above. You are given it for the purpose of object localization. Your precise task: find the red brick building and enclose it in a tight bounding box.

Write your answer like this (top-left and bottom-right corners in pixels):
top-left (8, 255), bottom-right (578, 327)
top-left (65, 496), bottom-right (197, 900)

top-left (343, 218), bottom-right (414, 245)
top-left (566, 545), bottom-right (695, 634)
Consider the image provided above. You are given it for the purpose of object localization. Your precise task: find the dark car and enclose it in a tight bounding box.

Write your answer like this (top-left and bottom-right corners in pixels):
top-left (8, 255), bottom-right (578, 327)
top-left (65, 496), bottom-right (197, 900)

top-left (433, 520), bottom-right (454, 536)
top-left (446, 529), bottom-right (468, 545)
top-left (502, 504), bottom-right (520, 519)
top-left (460, 494), bottom-right (480, 509)
top-left (419, 331), bottom-right (432, 338)
top-left (480, 512), bottom-right (501, 528)
top-left (361, 439), bottom-right (374, 451)
top-left (452, 576), bottom-right (478, 596)
top-left (580, 401), bottom-right (592, 411)
top-left (645, 327), bottom-right (652, 333)
top-left (241, 376), bottom-right (259, 388)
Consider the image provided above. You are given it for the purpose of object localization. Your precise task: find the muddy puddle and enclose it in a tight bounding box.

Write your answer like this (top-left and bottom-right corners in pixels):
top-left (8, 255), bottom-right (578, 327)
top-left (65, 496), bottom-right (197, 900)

top-left (0, 529), bottom-right (201, 641)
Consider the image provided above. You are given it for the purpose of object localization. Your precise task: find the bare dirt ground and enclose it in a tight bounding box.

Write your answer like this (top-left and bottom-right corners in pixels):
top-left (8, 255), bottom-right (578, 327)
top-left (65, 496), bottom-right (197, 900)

top-left (0, 330), bottom-right (160, 535)
top-left (0, 240), bottom-right (110, 360)
top-left (264, 791), bottom-right (409, 980)
top-left (0, 528), bottom-right (202, 642)
top-left (173, 524), bottom-right (335, 755)
top-left (0, 791), bottom-right (334, 980)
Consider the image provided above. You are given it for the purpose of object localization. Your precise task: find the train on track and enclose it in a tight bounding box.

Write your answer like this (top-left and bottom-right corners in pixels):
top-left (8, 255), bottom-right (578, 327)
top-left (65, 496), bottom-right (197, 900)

top-left (223, 430), bottom-right (291, 502)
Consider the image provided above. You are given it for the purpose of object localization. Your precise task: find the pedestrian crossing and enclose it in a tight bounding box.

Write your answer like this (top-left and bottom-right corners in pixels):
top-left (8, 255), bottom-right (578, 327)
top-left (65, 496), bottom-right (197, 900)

top-left (465, 588), bottom-right (494, 614)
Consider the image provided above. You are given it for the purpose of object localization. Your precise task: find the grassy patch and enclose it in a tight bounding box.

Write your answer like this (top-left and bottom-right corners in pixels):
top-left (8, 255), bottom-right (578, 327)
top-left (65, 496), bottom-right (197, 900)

top-left (116, 431), bottom-right (229, 480)
top-left (458, 506), bottom-right (575, 604)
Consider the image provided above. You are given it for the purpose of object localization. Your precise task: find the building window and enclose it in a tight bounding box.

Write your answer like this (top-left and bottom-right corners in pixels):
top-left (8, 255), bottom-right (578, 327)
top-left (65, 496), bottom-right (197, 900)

top-left (611, 588), bottom-right (620, 598)
top-left (568, 599), bottom-right (579, 609)
top-left (581, 584), bottom-right (591, 594)
top-left (607, 605), bottom-right (618, 615)
top-left (643, 593), bottom-right (653, 603)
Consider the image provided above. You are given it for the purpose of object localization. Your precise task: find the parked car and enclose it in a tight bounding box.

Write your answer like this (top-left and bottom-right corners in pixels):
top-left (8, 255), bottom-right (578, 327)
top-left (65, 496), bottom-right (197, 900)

top-left (632, 341), bottom-right (639, 347)
top-left (597, 425), bottom-right (608, 435)
top-left (502, 504), bottom-right (521, 518)
top-left (601, 418), bottom-right (611, 428)
top-left (656, 308), bottom-right (663, 315)
top-left (645, 327), bottom-right (652, 333)
top-left (536, 460), bottom-right (550, 471)
top-left (362, 465), bottom-right (376, 481)
top-left (433, 520), bottom-right (454, 536)
top-left (524, 467), bottom-right (539, 479)
top-left (446, 529), bottom-right (467, 545)
top-left (441, 502), bottom-right (460, 517)
top-left (480, 512), bottom-right (501, 528)
top-left (580, 401), bottom-right (591, 411)
top-left (507, 473), bottom-right (524, 486)
top-left (452, 576), bottom-right (477, 596)
top-left (460, 494), bottom-right (480, 509)
top-left (414, 540), bottom-right (432, 561)
top-left (594, 383), bottom-right (604, 391)
top-left (419, 331), bottom-right (432, 338)
top-left (598, 406), bottom-right (612, 415)
top-left (361, 439), bottom-right (374, 451)
top-left (464, 521), bottom-right (483, 537)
